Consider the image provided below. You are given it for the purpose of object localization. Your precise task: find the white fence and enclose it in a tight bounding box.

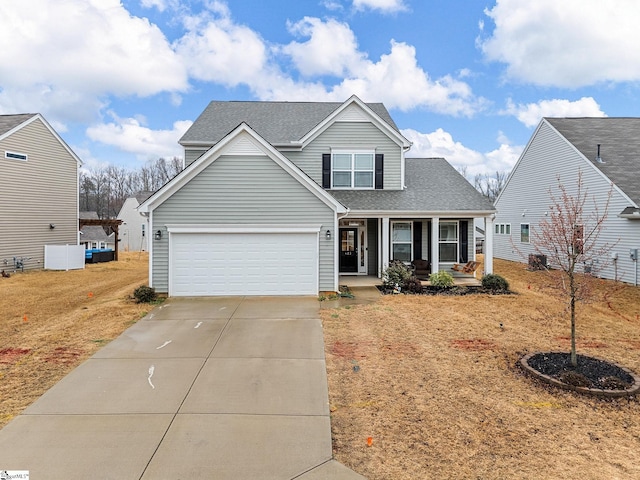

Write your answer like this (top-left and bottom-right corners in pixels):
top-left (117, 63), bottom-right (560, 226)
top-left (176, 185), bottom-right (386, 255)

top-left (44, 245), bottom-right (85, 271)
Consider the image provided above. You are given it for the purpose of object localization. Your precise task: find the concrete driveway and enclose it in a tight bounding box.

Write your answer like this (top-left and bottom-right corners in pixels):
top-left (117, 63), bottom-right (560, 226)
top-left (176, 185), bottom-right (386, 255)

top-left (0, 296), bottom-right (365, 480)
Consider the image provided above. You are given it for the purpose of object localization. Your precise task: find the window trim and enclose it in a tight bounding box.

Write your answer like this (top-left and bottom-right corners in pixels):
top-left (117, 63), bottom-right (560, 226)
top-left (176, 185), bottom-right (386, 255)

top-left (5, 151), bottom-right (28, 161)
top-left (331, 150), bottom-right (375, 190)
top-left (391, 221), bottom-right (413, 263)
top-left (439, 220), bottom-right (459, 262)
top-left (520, 223), bottom-right (530, 243)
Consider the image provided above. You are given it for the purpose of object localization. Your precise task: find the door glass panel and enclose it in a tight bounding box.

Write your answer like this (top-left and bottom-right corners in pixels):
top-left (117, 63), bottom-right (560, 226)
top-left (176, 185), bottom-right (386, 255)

top-left (341, 230), bottom-right (355, 252)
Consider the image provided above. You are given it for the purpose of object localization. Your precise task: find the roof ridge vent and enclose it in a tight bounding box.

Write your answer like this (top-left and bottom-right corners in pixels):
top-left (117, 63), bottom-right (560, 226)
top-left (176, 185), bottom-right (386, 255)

top-left (595, 143), bottom-right (605, 163)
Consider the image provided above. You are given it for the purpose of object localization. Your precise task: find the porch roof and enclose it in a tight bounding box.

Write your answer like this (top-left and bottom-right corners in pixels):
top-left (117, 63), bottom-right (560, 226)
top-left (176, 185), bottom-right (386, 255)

top-left (329, 158), bottom-right (496, 215)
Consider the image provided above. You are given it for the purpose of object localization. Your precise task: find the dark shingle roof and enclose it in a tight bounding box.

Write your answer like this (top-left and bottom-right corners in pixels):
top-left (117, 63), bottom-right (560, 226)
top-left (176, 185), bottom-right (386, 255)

top-left (329, 158), bottom-right (496, 213)
top-left (546, 117), bottom-right (640, 205)
top-left (0, 114), bottom-right (37, 137)
top-left (179, 101), bottom-right (398, 145)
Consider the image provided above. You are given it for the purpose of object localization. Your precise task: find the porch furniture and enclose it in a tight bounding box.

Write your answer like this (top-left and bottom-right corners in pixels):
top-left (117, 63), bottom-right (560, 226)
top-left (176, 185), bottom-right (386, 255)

top-left (411, 259), bottom-right (431, 279)
top-left (451, 261), bottom-right (480, 274)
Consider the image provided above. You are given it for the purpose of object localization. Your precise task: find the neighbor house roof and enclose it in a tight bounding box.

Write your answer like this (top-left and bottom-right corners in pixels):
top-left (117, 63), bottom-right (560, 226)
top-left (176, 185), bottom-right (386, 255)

top-left (79, 225), bottom-right (110, 242)
top-left (329, 158), bottom-right (496, 215)
top-left (545, 117), bottom-right (640, 206)
top-left (179, 100), bottom-right (399, 146)
top-left (0, 114), bottom-right (37, 137)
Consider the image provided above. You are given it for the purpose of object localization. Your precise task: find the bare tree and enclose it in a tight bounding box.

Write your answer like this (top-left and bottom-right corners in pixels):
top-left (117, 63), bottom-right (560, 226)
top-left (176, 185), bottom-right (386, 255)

top-left (474, 171), bottom-right (507, 203)
top-left (530, 170), bottom-right (616, 366)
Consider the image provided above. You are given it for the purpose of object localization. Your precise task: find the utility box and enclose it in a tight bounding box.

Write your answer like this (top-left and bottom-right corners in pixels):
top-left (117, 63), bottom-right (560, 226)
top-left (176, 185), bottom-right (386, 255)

top-left (631, 249), bottom-right (638, 261)
top-left (528, 254), bottom-right (547, 270)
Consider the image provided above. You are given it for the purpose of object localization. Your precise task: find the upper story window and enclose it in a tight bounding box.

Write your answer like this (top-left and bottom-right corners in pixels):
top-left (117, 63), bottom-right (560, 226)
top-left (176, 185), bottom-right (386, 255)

top-left (5, 151), bottom-right (28, 161)
top-left (332, 151), bottom-right (374, 189)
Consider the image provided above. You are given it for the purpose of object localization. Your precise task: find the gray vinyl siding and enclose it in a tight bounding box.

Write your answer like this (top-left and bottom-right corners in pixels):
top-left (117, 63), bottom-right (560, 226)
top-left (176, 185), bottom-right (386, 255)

top-left (495, 121), bottom-right (640, 284)
top-left (184, 147), bottom-right (208, 167)
top-left (0, 118), bottom-right (78, 270)
top-left (151, 154), bottom-right (336, 293)
top-left (284, 122), bottom-right (403, 190)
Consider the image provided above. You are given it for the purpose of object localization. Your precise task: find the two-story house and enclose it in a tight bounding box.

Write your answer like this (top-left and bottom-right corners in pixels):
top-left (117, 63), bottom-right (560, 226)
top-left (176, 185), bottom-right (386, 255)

top-left (138, 96), bottom-right (496, 296)
top-left (0, 113), bottom-right (81, 271)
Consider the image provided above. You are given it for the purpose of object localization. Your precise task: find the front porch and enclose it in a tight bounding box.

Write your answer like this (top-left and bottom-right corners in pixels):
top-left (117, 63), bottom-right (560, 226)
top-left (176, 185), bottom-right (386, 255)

top-left (336, 217), bottom-right (493, 286)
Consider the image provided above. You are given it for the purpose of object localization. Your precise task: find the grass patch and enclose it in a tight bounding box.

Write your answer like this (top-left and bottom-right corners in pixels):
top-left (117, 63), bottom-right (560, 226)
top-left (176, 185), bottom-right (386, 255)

top-left (322, 258), bottom-right (640, 479)
top-left (0, 252), bottom-right (153, 429)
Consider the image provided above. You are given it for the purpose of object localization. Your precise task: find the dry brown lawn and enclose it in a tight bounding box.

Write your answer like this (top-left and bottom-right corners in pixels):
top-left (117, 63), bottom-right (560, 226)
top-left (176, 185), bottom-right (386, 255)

top-left (0, 252), bottom-right (153, 428)
top-left (2, 252), bottom-right (639, 479)
top-left (322, 259), bottom-right (640, 480)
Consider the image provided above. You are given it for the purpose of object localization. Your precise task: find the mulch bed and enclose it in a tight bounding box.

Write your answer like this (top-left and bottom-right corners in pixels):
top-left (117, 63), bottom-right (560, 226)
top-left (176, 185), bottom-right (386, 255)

top-left (527, 352), bottom-right (635, 390)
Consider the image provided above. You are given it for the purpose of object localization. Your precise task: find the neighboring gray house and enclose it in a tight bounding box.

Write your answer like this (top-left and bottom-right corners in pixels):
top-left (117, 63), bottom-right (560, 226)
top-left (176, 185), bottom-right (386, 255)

top-left (139, 96), bottom-right (496, 296)
top-left (117, 194), bottom-right (151, 252)
top-left (494, 117), bottom-right (640, 285)
top-left (0, 114), bottom-right (81, 271)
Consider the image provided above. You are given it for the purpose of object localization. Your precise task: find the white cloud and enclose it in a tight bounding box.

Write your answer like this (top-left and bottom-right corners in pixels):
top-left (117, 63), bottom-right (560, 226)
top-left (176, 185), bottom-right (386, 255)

top-left (402, 128), bottom-right (521, 177)
top-left (480, 0), bottom-right (640, 87)
top-left (277, 19), bottom-right (485, 116)
top-left (0, 0), bottom-right (187, 122)
top-left (86, 113), bottom-right (192, 161)
top-left (353, 0), bottom-right (407, 13)
top-left (504, 97), bottom-right (606, 128)
top-left (282, 18), bottom-right (365, 77)
top-left (174, 3), bottom-right (267, 86)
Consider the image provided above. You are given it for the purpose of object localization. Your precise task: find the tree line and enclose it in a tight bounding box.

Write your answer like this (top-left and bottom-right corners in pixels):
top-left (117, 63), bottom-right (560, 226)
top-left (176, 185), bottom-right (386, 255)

top-left (79, 157), bottom-right (183, 218)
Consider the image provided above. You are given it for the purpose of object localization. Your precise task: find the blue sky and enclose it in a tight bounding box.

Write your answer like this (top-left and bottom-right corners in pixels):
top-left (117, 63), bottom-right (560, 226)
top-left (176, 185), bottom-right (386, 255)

top-left (2, 0), bottom-right (639, 177)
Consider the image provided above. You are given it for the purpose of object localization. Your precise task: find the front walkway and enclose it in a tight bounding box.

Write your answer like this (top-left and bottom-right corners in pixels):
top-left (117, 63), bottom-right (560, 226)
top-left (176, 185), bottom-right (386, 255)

top-left (0, 297), bottom-right (365, 480)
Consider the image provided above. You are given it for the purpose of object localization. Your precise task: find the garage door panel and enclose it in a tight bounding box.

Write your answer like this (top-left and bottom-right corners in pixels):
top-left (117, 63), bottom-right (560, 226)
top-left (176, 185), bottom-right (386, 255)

top-left (170, 232), bottom-right (318, 296)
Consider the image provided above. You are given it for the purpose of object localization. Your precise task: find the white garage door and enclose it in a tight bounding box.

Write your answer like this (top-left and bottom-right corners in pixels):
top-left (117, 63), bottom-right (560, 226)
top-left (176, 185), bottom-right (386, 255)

top-left (170, 231), bottom-right (319, 296)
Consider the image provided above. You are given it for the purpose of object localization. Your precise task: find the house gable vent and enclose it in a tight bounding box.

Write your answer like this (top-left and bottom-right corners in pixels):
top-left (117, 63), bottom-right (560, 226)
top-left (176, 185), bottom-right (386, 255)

top-left (5, 151), bottom-right (28, 161)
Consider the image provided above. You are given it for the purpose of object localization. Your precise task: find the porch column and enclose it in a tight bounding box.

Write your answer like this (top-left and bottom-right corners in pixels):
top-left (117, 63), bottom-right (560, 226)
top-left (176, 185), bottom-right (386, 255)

top-left (484, 215), bottom-right (494, 274)
top-left (431, 217), bottom-right (439, 273)
top-left (381, 217), bottom-right (390, 276)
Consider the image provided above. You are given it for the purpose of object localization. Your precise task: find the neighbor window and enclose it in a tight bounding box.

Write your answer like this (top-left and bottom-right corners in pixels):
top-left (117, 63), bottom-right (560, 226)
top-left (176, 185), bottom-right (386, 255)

top-left (439, 221), bottom-right (458, 262)
top-left (391, 221), bottom-right (412, 262)
top-left (520, 223), bottom-right (530, 243)
top-left (332, 151), bottom-right (374, 189)
top-left (5, 151), bottom-right (27, 161)
top-left (495, 223), bottom-right (511, 235)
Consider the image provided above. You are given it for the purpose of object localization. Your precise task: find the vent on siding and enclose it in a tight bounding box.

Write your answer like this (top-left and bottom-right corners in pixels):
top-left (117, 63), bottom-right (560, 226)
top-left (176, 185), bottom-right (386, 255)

top-left (5, 151), bottom-right (28, 161)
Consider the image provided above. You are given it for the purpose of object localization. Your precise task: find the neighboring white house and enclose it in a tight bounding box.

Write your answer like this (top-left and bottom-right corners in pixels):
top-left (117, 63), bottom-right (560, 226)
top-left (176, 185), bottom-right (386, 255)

top-left (494, 117), bottom-right (640, 285)
top-left (0, 114), bottom-right (82, 271)
top-left (117, 194), bottom-right (151, 252)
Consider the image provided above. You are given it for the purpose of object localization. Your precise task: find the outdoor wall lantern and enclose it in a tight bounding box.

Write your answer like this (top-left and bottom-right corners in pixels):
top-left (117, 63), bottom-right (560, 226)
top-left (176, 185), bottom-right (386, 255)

top-left (325, 229), bottom-right (332, 240)
top-left (155, 229), bottom-right (162, 241)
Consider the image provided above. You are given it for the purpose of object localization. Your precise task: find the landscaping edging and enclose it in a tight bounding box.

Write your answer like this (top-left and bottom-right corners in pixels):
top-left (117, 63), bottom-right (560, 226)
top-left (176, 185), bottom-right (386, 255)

top-left (519, 352), bottom-right (640, 398)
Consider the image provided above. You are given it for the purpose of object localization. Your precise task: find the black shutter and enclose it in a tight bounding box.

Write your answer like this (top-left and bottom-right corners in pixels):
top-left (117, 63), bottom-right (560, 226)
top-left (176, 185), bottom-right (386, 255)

top-left (322, 154), bottom-right (331, 189)
top-left (460, 220), bottom-right (468, 263)
top-left (413, 221), bottom-right (422, 261)
top-left (375, 154), bottom-right (384, 189)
